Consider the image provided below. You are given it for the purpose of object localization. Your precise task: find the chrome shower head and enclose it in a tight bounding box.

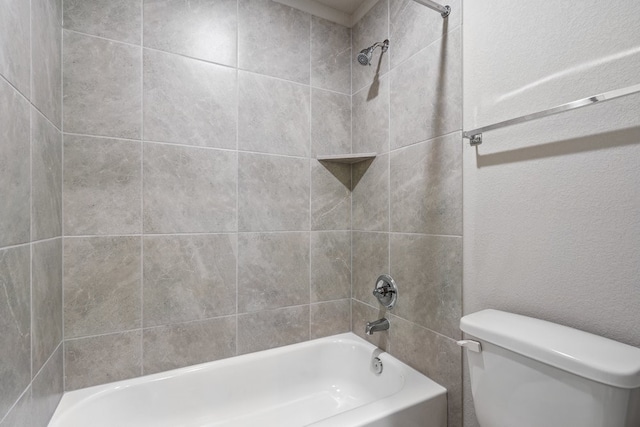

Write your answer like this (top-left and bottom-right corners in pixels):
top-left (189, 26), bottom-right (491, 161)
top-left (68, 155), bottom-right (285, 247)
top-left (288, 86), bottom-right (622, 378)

top-left (356, 39), bottom-right (389, 66)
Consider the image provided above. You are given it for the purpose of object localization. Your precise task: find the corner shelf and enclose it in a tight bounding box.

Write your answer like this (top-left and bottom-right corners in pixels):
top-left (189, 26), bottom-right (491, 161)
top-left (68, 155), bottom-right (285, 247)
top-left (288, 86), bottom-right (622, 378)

top-left (316, 153), bottom-right (376, 164)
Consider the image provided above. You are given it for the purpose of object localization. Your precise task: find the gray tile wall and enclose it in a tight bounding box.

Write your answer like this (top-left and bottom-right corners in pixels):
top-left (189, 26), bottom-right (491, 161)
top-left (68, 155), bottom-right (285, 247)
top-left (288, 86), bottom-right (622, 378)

top-left (0, 0), bottom-right (63, 425)
top-left (60, 0), bottom-right (352, 391)
top-left (349, 1), bottom-right (464, 427)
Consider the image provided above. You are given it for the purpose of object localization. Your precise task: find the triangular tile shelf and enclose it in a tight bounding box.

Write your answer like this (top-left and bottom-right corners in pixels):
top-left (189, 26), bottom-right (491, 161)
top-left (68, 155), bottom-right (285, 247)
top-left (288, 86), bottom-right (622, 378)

top-left (316, 153), bottom-right (376, 164)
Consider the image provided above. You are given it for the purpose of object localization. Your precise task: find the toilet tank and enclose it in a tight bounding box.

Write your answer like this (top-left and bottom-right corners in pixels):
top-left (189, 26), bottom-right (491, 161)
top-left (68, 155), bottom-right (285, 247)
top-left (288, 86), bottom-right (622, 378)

top-left (460, 310), bottom-right (640, 427)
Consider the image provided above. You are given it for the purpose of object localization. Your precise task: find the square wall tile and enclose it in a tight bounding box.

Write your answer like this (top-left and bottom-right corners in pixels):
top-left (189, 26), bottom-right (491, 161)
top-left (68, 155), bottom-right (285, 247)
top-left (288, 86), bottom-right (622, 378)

top-left (63, 135), bottom-right (141, 236)
top-left (238, 72), bottom-right (310, 157)
top-left (143, 143), bottom-right (237, 233)
top-left (390, 28), bottom-right (462, 149)
top-left (352, 74), bottom-right (389, 154)
top-left (0, 386), bottom-right (31, 427)
top-left (32, 0), bottom-right (62, 127)
top-left (144, 0), bottom-right (237, 66)
top-left (64, 0), bottom-right (142, 44)
top-left (352, 155), bottom-right (389, 232)
top-left (238, 153), bottom-right (309, 232)
top-left (390, 133), bottom-right (462, 235)
top-left (352, 231), bottom-right (389, 307)
top-left (389, 315), bottom-right (462, 427)
top-left (0, 246), bottom-right (31, 419)
top-left (0, 0), bottom-right (30, 96)
top-left (311, 161), bottom-right (351, 231)
top-left (31, 345), bottom-right (63, 427)
top-left (351, 0), bottom-right (388, 94)
top-left (237, 306), bottom-right (309, 354)
top-left (238, 0), bottom-right (310, 84)
top-left (311, 231), bottom-right (351, 302)
top-left (311, 16), bottom-right (351, 94)
top-left (32, 239), bottom-right (62, 375)
top-left (64, 237), bottom-right (141, 338)
top-left (0, 79), bottom-right (30, 247)
top-left (311, 89), bottom-right (351, 157)
top-left (32, 109), bottom-right (62, 240)
top-left (143, 235), bottom-right (237, 327)
top-left (64, 331), bottom-right (142, 391)
top-left (143, 49), bottom-right (237, 148)
top-left (389, 0), bottom-right (461, 68)
top-left (63, 31), bottom-right (141, 139)
top-left (390, 233), bottom-right (462, 338)
top-left (238, 232), bottom-right (310, 313)
top-left (310, 299), bottom-right (350, 339)
top-left (143, 316), bottom-right (236, 375)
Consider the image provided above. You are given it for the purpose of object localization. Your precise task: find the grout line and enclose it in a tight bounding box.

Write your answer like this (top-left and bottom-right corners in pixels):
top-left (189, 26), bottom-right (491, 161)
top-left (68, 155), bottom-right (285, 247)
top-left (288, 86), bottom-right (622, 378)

top-left (61, 0), bottom-right (66, 391)
top-left (139, 0), bottom-right (144, 377)
top-left (235, 0), bottom-right (240, 357)
top-left (308, 14), bottom-right (313, 340)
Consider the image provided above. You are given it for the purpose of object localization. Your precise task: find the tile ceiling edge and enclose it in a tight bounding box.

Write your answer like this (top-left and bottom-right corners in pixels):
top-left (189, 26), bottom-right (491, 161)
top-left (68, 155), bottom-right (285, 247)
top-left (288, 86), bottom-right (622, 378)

top-left (272, 0), bottom-right (379, 27)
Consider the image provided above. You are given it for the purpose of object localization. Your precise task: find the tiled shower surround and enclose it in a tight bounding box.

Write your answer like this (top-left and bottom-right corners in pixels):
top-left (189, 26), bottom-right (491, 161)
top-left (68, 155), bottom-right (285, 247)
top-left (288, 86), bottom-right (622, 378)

top-left (1, 0), bottom-right (463, 426)
top-left (0, 0), bottom-right (64, 425)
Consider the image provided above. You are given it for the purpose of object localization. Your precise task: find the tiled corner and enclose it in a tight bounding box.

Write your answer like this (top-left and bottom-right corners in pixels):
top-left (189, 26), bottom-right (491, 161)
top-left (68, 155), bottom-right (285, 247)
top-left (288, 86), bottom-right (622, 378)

top-left (143, 49), bottom-right (237, 148)
top-left (31, 345), bottom-right (63, 427)
top-left (63, 135), bottom-right (141, 236)
top-left (351, 0), bottom-right (389, 94)
top-left (143, 316), bottom-right (236, 375)
top-left (238, 153), bottom-right (309, 232)
top-left (389, 0), bottom-right (462, 69)
top-left (64, 0), bottom-right (142, 44)
top-left (63, 31), bottom-right (142, 139)
top-left (64, 331), bottom-right (142, 391)
top-left (311, 16), bottom-right (351, 94)
top-left (237, 306), bottom-right (310, 355)
top-left (238, 233), bottom-right (310, 313)
top-left (0, 246), bottom-right (31, 419)
top-left (390, 133), bottom-right (462, 235)
top-left (32, 0), bottom-right (62, 127)
top-left (31, 109), bottom-right (62, 241)
top-left (0, 78), bottom-right (30, 248)
top-left (238, 72), bottom-right (310, 157)
top-left (0, 386), bottom-right (31, 427)
top-left (32, 239), bottom-right (62, 375)
top-left (311, 231), bottom-right (351, 302)
top-left (64, 237), bottom-right (141, 338)
top-left (352, 231), bottom-right (389, 307)
top-left (352, 155), bottom-right (389, 232)
top-left (0, 0), bottom-right (30, 97)
top-left (143, 235), bottom-right (237, 327)
top-left (310, 300), bottom-right (351, 339)
top-left (390, 233), bottom-right (462, 338)
top-left (389, 315), bottom-right (462, 427)
top-left (311, 88), bottom-right (351, 157)
top-left (352, 74), bottom-right (389, 154)
top-left (390, 28), bottom-right (462, 149)
top-left (143, 0), bottom-right (237, 66)
top-left (143, 143), bottom-right (237, 233)
top-left (311, 161), bottom-right (351, 231)
top-left (238, 0), bottom-right (310, 84)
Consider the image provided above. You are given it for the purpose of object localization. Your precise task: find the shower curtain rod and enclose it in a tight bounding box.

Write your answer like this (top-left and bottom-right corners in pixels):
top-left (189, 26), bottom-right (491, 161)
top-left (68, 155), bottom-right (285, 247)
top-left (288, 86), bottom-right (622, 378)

top-left (412, 0), bottom-right (451, 18)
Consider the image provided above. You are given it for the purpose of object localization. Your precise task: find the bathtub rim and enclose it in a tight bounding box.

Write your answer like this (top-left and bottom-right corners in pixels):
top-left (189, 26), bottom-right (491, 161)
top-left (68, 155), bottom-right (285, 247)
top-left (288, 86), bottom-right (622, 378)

top-left (50, 332), bottom-right (447, 427)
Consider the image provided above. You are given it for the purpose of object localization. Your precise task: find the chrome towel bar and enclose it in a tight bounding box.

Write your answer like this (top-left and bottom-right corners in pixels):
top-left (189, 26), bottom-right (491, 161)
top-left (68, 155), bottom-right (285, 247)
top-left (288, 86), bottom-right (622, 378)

top-left (463, 83), bottom-right (640, 146)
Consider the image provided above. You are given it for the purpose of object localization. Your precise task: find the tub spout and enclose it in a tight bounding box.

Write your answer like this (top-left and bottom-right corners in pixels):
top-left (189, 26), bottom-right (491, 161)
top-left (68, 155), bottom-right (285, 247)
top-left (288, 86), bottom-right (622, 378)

top-left (365, 318), bottom-right (389, 335)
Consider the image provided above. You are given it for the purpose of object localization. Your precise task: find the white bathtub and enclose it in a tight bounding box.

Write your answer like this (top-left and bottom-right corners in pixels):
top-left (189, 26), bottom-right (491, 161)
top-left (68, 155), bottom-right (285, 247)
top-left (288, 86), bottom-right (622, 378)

top-left (49, 333), bottom-right (447, 427)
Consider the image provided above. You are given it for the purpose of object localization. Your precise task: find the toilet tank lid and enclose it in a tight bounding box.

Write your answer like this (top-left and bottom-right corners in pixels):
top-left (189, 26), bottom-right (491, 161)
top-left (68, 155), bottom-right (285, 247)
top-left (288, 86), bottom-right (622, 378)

top-left (460, 309), bottom-right (640, 389)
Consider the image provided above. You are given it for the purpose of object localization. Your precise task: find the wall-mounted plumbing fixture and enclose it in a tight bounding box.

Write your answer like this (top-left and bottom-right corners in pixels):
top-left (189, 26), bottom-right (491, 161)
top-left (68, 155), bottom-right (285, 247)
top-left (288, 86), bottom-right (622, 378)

top-left (366, 318), bottom-right (390, 335)
top-left (356, 39), bottom-right (389, 66)
top-left (365, 275), bottom-right (398, 335)
top-left (372, 274), bottom-right (398, 309)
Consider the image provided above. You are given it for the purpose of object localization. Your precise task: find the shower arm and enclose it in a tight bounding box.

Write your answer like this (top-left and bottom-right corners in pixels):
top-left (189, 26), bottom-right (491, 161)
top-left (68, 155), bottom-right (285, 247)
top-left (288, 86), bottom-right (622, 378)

top-left (369, 40), bottom-right (389, 54)
top-left (412, 0), bottom-right (451, 18)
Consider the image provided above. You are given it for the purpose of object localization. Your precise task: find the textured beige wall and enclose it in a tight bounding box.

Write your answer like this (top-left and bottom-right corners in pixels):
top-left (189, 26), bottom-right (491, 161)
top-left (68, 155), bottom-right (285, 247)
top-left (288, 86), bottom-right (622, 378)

top-left (463, 1), bottom-right (640, 425)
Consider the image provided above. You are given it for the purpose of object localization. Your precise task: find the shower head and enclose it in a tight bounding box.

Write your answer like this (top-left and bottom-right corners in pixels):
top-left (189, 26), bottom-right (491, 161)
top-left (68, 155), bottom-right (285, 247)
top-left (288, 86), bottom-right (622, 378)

top-left (356, 39), bottom-right (389, 66)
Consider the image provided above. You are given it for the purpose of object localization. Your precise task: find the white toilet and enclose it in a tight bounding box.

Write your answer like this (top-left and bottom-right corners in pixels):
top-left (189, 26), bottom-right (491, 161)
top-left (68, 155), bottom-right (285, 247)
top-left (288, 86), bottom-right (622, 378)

top-left (459, 309), bottom-right (640, 427)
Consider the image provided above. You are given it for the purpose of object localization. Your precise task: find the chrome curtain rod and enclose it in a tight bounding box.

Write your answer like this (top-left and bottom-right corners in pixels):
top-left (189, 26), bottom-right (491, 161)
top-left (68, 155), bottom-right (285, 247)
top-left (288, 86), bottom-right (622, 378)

top-left (463, 83), bottom-right (640, 146)
top-left (412, 0), bottom-right (451, 18)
